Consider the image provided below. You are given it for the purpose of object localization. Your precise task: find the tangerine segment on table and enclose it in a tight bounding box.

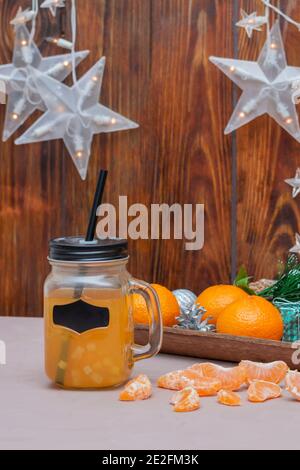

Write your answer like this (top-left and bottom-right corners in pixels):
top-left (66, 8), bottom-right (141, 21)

top-left (247, 380), bottom-right (281, 402)
top-left (157, 369), bottom-right (208, 390)
top-left (189, 363), bottom-right (246, 391)
top-left (217, 389), bottom-right (241, 406)
top-left (240, 360), bottom-right (288, 384)
top-left (119, 374), bottom-right (152, 401)
top-left (171, 387), bottom-right (201, 412)
top-left (193, 377), bottom-right (222, 396)
top-left (285, 370), bottom-right (300, 401)
top-left (179, 370), bottom-right (206, 388)
top-left (157, 370), bottom-right (192, 390)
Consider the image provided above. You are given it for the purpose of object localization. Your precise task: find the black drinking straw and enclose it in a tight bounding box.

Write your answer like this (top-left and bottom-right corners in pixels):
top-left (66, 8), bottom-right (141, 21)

top-left (85, 169), bottom-right (108, 241)
top-left (56, 169), bottom-right (109, 387)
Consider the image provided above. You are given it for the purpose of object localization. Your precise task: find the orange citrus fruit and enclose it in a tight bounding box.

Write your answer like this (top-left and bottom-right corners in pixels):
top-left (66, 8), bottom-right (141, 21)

top-left (157, 369), bottom-right (221, 396)
top-left (157, 370), bottom-right (187, 390)
top-left (171, 387), bottom-right (200, 412)
top-left (132, 283), bottom-right (180, 327)
top-left (177, 370), bottom-right (205, 389)
top-left (157, 369), bottom-right (200, 390)
top-left (189, 362), bottom-right (246, 391)
top-left (196, 285), bottom-right (248, 324)
top-left (193, 377), bottom-right (222, 396)
top-left (119, 374), bottom-right (152, 401)
top-left (285, 370), bottom-right (300, 400)
top-left (216, 296), bottom-right (284, 340)
top-left (247, 380), bottom-right (281, 402)
top-left (240, 360), bottom-right (288, 384)
top-left (217, 389), bottom-right (241, 406)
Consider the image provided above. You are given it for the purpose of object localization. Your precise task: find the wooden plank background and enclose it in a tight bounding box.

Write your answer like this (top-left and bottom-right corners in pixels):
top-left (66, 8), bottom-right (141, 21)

top-left (0, 0), bottom-right (299, 317)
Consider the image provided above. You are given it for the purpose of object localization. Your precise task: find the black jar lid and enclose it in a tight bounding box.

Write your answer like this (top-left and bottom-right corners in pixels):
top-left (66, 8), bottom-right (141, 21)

top-left (49, 236), bottom-right (128, 262)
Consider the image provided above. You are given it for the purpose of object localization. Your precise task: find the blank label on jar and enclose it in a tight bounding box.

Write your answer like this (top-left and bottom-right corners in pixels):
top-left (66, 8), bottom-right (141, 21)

top-left (53, 300), bottom-right (110, 333)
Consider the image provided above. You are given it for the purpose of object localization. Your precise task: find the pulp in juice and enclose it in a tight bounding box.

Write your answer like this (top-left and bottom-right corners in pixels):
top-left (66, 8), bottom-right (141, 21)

top-left (44, 288), bottom-right (133, 388)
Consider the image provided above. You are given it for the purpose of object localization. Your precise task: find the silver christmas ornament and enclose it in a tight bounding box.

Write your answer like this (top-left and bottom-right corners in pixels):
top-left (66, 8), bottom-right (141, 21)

top-left (172, 289), bottom-right (197, 313)
top-left (176, 302), bottom-right (216, 333)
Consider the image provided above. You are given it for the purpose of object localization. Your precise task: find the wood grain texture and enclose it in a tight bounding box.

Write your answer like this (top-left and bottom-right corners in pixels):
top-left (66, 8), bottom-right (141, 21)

top-left (236, 0), bottom-right (300, 279)
top-left (0, 1), bottom-right (66, 316)
top-left (135, 325), bottom-right (300, 369)
top-left (0, 0), bottom-right (233, 316)
top-left (2, 0), bottom-right (300, 317)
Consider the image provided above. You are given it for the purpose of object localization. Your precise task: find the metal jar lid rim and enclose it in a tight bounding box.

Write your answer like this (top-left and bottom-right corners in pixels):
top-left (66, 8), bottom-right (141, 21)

top-left (49, 236), bottom-right (128, 262)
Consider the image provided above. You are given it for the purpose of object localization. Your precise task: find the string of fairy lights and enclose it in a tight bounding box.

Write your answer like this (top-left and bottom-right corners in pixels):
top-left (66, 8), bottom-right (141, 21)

top-left (0, 0), bottom-right (138, 180)
top-left (236, 0), bottom-right (300, 38)
top-left (211, 1), bottom-right (300, 140)
top-left (210, 1), bottom-right (300, 255)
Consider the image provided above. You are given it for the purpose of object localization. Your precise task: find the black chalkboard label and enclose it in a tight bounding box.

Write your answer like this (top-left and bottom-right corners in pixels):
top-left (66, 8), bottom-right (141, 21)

top-left (53, 300), bottom-right (109, 334)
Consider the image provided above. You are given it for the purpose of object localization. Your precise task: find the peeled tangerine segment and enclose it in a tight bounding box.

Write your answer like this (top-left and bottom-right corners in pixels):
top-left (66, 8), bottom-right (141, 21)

top-left (171, 387), bottom-right (201, 412)
top-left (217, 389), bottom-right (241, 406)
top-left (157, 370), bottom-right (189, 390)
top-left (157, 369), bottom-right (201, 391)
top-left (240, 360), bottom-right (288, 384)
top-left (285, 370), bottom-right (300, 401)
top-left (119, 374), bottom-right (152, 401)
top-left (189, 362), bottom-right (246, 391)
top-left (247, 380), bottom-right (281, 402)
top-left (194, 377), bottom-right (222, 396)
top-left (157, 369), bottom-right (221, 395)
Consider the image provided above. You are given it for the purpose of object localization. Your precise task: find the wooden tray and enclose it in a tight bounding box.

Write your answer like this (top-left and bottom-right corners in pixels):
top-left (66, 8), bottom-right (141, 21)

top-left (135, 325), bottom-right (300, 370)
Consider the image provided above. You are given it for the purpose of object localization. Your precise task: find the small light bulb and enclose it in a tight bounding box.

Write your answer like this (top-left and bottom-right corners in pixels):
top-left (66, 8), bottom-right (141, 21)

top-left (11, 113), bottom-right (19, 121)
top-left (248, 19), bottom-right (254, 24)
top-left (92, 76), bottom-right (98, 82)
top-left (47, 37), bottom-right (73, 50)
top-left (76, 151), bottom-right (83, 158)
top-left (286, 117), bottom-right (293, 124)
top-left (21, 39), bottom-right (27, 46)
top-left (63, 61), bottom-right (69, 67)
top-left (111, 118), bottom-right (117, 124)
top-left (270, 42), bottom-right (277, 49)
top-left (239, 112), bottom-right (245, 118)
top-left (230, 66), bottom-right (235, 72)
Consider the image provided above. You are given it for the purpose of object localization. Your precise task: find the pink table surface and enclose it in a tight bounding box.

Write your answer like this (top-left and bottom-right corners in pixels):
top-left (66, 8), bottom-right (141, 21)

top-left (0, 317), bottom-right (299, 450)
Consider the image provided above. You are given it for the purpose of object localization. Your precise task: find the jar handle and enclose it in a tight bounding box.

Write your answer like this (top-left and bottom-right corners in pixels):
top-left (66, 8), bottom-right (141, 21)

top-left (129, 279), bottom-right (163, 362)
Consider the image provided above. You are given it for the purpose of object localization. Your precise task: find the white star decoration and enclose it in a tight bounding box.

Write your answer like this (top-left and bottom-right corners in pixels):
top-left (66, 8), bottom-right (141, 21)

top-left (41, 0), bottom-right (65, 17)
top-left (236, 10), bottom-right (267, 38)
top-left (0, 24), bottom-right (88, 142)
top-left (290, 233), bottom-right (300, 254)
top-left (210, 22), bottom-right (300, 142)
top-left (285, 168), bottom-right (300, 198)
top-left (15, 57), bottom-right (139, 180)
top-left (10, 7), bottom-right (35, 26)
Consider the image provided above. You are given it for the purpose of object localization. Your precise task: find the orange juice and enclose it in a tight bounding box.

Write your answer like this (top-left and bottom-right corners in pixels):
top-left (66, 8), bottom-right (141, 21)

top-left (44, 237), bottom-right (162, 389)
top-left (45, 288), bottom-right (133, 388)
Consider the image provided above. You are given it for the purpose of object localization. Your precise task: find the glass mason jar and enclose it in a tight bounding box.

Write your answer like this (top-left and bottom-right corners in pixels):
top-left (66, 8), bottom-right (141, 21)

top-left (44, 237), bottom-right (163, 389)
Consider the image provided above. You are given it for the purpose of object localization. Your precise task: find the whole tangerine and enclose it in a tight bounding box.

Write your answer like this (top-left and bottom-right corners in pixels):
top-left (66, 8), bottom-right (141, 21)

top-left (216, 296), bottom-right (283, 340)
top-left (196, 285), bottom-right (248, 324)
top-left (132, 283), bottom-right (180, 327)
